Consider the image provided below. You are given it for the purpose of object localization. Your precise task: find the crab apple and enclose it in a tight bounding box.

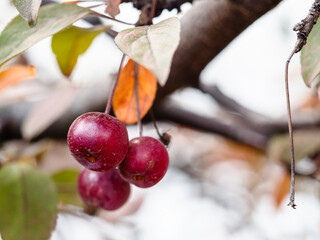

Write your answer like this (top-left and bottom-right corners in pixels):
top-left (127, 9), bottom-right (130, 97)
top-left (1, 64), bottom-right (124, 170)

top-left (119, 136), bottom-right (169, 188)
top-left (67, 112), bottom-right (129, 171)
top-left (77, 168), bottom-right (131, 210)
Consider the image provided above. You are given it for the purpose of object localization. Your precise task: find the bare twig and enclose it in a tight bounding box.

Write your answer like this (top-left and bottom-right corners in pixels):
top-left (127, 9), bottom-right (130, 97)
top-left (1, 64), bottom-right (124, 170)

top-left (91, 11), bottom-right (135, 25)
top-left (199, 84), bottom-right (320, 138)
top-left (285, 0), bottom-right (320, 209)
top-left (199, 83), bottom-right (271, 122)
top-left (285, 50), bottom-right (296, 209)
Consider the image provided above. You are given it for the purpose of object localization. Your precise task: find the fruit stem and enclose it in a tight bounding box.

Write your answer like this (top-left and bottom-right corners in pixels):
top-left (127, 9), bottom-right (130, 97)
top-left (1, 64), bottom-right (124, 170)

top-left (105, 54), bottom-right (126, 115)
top-left (150, 109), bottom-right (161, 137)
top-left (83, 204), bottom-right (98, 216)
top-left (92, 12), bottom-right (134, 25)
top-left (134, 62), bottom-right (143, 137)
top-left (285, 50), bottom-right (296, 209)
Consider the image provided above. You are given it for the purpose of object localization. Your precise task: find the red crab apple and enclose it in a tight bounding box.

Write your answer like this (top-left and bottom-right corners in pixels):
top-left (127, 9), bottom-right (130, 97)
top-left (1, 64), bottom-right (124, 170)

top-left (78, 168), bottom-right (131, 210)
top-left (67, 112), bottom-right (129, 171)
top-left (119, 136), bottom-right (169, 188)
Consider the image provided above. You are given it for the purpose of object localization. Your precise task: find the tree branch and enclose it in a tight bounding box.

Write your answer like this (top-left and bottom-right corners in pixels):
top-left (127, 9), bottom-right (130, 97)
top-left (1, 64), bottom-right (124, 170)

top-left (199, 83), bottom-right (320, 136)
top-left (158, 0), bottom-right (282, 97)
top-left (154, 101), bottom-right (268, 149)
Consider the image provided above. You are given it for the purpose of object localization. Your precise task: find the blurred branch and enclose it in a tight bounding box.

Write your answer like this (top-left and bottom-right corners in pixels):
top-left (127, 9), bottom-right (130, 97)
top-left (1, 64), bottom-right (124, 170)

top-left (0, 0), bottom-right (292, 149)
top-left (199, 83), bottom-right (272, 122)
top-left (121, 0), bottom-right (193, 14)
top-left (154, 101), bottom-right (268, 149)
top-left (199, 84), bottom-right (320, 136)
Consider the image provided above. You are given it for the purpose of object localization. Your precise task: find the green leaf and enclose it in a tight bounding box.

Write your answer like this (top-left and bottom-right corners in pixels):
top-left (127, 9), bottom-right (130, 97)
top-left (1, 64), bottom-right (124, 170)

top-left (268, 129), bottom-right (320, 164)
top-left (0, 163), bottom-right (57, 240)
top-left (301, 21), bottom-right (320, 87)
top-left (115, 17), bottom-right (181, 86)
top-left (52, 25), bottom-right (109, 77)
top-left (0, 3), bottom-right (91, 67)
top-left (51, 169), bottom-right (82, 207)
top-left (12, 0), bottom-right (42, 27)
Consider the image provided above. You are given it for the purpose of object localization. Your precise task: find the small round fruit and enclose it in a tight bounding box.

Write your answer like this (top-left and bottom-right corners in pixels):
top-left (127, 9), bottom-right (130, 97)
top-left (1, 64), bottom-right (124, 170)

top-left (78, 168), bottom-right (131, 210)
top-left (119, 136), bottom-right (169, 188)
top-left (68, 112), bottom-right (129, 171)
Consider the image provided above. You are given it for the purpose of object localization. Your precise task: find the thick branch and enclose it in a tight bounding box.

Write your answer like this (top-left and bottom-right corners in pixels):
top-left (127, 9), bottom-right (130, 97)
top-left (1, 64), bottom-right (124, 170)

top-left (158, 0), bottom-right (282, 97)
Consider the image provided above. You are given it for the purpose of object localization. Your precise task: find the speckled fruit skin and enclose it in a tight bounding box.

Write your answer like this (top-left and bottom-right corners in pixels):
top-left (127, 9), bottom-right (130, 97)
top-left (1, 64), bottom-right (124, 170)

top-left (67, 112), bottom-right (129, 171)
top-left (78, 168), bottom-right (131, 210)
top-left (119, 136), bottom-right (169, 188)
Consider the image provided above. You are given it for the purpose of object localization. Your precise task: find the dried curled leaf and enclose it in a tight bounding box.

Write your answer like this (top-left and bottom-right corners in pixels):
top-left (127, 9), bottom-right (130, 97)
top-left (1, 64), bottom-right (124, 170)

top-left (113, 59), bottom-right (157, 124)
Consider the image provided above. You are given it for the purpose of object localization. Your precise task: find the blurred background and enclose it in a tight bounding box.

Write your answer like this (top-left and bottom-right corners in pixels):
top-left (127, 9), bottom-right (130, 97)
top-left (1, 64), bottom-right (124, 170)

top-left (0, 0), bottom-right (320, 239)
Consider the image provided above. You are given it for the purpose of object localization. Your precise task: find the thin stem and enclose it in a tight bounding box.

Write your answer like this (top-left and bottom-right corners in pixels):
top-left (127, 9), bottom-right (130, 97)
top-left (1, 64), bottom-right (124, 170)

top-left (92, 12), bottom-right (135, 25)
top-left (87, 3), bottom-right (105, 8)
top-left (105, 54), bottom-right (126, 115)
top-left (286, 50), bottom-right (297, 209)
top-left (134, 63), bottom-right (143, 137)
top-left (150, 109), bottom-right (162, 138)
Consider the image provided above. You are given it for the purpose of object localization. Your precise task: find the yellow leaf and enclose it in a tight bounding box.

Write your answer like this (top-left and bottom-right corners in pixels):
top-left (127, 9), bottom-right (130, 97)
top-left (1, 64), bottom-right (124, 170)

top-left (113, 59), bottom-right (157, 124)
top-left (0, 65), bottom-right (36, 92)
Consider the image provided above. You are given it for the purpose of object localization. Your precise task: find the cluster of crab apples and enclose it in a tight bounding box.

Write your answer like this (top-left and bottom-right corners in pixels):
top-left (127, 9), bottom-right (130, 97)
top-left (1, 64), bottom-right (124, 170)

top-left (67, 112), bottom-right (169, 210)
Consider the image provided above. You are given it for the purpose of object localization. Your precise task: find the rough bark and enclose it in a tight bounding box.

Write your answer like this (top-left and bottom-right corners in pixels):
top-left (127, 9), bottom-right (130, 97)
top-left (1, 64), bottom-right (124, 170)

top-left (158, 0), bottom-right (282, 97)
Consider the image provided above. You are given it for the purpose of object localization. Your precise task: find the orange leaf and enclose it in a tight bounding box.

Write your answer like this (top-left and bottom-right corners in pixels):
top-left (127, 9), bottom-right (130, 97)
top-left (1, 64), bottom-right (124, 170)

top-left (0, 65), bottom-right (36, 92)
top-left (273, 170), bottom-right (291, 208)
top-left (113, 59), bottom-right (157, 124)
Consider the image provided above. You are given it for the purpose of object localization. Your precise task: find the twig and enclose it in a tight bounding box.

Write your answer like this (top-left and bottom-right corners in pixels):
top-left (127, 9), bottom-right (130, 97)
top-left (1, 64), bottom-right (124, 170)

top-left (199, 83), bottom-right (271, 122)
top-left (92, 12), bottom-right (135, 25)
top-left (199, 84), bottom-right (320, 135)
top-left (105, 54), bottom-right (126, 114)
top-left (285, 0), bottom-right (320, 209)
top-left (150, 110), bottom-right (172, 147)
top-left (150, 109), bottom-right (162, 138)
top-left (285, 50), bottom-right (296, 209)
